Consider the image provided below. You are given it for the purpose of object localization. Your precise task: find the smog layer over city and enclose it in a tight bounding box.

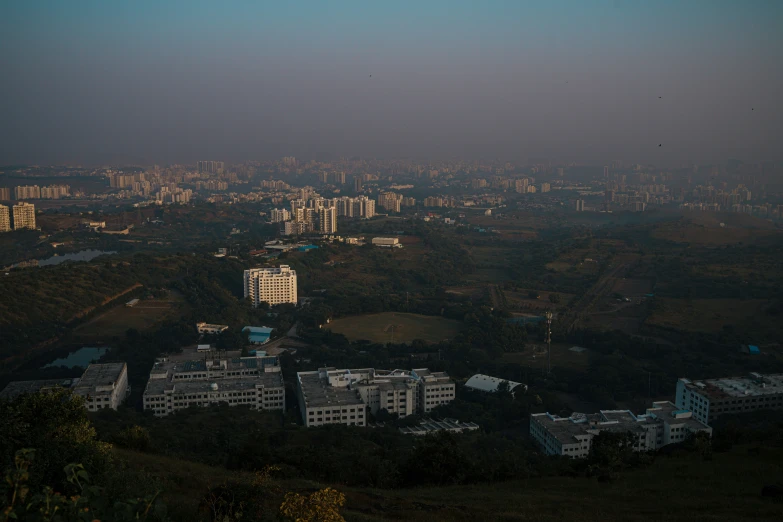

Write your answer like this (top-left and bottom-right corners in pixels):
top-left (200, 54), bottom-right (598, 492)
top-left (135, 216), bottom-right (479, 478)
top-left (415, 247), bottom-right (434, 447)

top-left (1, 2), bottom-right (782, 521)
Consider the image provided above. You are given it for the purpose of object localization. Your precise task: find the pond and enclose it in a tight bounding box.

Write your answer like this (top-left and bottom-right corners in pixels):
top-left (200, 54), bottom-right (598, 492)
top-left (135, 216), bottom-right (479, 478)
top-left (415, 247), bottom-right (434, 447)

top-left (42, 346), bottom-right (109, 369)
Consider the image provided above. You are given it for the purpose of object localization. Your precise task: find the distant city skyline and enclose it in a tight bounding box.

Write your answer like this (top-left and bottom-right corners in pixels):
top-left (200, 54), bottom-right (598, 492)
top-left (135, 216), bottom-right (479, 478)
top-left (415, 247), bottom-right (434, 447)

top-left (1, 1), bottom-right (781, 166)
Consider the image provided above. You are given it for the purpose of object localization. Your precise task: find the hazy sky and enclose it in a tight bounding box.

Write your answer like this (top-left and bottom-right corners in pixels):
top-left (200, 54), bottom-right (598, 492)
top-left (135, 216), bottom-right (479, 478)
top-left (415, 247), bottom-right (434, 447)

top-left (1, 0), bottom-right (781, 166)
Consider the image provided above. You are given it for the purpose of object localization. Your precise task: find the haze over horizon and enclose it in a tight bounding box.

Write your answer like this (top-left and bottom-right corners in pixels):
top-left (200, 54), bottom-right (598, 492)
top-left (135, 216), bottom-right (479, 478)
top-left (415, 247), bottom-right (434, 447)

top-left (1, 0), bottom-right (781, 166)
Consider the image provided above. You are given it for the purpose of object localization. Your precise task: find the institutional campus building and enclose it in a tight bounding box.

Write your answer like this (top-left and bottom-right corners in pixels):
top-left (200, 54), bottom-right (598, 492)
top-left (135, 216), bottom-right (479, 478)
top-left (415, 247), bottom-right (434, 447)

top-left (530, 401), bottom-right (712, 458)
top-left (142, 354), bottom-right (285, 417)
top-left (675, 373), bottom-right (783, 425)
top-left (296, 367), bottom-right (455, 427)
top-left (0, 363), bottom-right (130, 412)
top-left (243, 265), bottom-right (298, 307)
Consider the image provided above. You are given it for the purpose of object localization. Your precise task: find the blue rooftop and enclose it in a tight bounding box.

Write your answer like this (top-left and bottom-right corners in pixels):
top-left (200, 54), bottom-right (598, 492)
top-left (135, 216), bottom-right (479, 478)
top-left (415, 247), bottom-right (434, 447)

top-left (298, 244), bottom-right (318, 251)
top-left (243, 326), bottom-right (273, 345)
top-left (748, 345), bottom-right (760, 354)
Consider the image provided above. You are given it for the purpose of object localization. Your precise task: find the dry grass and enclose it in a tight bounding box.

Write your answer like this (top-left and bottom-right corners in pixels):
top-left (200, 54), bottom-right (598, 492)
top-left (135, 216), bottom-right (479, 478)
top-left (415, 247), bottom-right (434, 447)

top-left (326, 312), bottom-right (462, 344)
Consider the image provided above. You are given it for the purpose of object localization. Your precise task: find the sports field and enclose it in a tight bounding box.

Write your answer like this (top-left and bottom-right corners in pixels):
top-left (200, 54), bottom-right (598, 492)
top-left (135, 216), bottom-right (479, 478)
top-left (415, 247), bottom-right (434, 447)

top-left (325, 312), bottom-right (462, 344)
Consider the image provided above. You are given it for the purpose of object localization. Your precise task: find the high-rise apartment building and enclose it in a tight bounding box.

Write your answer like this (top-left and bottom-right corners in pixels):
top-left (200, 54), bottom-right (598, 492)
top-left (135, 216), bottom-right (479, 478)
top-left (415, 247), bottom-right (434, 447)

top-left (12, 202), bottom-right (36, 230)
top-left (0, 187), bottom-right (10, 201)
top-left (353, 196), bottom-right (375, 219)
top-left (244, 266), bottom-right (298, 307)
top-left (270, 208), bottom-right (291, 223)
top-left (575, 199), bottom-right (585, 212)
top-left (197, 161), bottom-right (224, 174)
top-left (378, 192), bottom-right (402, 213)
top-left (354, 176), bottom-right (363, 192)
top-left (540, 183), bottom-right (551, 193)
top-left (319, 206), bottom-right (337, 234)
top-left (15, 185), bottom-right (41, 200)
top-left (0, 205), bottom-right (10, 232)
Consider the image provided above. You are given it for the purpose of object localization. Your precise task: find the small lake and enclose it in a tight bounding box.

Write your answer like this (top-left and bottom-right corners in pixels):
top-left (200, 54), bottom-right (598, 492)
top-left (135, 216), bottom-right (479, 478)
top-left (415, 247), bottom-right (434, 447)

top-left (42, 346), bottom-right (109, 369)
top-left (38, 250), bottom-right (116, 267)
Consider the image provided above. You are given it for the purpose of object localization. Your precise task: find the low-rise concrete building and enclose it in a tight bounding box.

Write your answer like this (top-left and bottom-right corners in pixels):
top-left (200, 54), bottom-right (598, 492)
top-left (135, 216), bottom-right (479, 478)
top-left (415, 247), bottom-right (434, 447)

top-left (143, 355), bottom-right (284, 417)
top-left (464, 374), bottom-right (527, 396)
top-left (399, 418), bottom-right (480, 436)
top-left (675, 373), bottom-right (783, 425)
top-left (530, 401), bottom-right (711, 458)
top-left (196, 322), bottom-right (230, 336)
top-left (371, 237), bottom-right (402, 248)
top-left (296, 367), bottom-right (456, 427)
top-left (0, 363), bottom-right (130, 413)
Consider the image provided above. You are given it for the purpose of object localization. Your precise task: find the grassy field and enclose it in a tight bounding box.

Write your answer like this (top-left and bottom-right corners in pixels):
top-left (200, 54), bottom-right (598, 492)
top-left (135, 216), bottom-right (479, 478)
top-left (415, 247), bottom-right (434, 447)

top-left (72, 294), bottom-right (185, 340)
top-left (645, 297), bottom-right (777, 335)
top-left (115, 443), bottom-right (783, 522)
top-left (326, 312), bottom-right (462, 344)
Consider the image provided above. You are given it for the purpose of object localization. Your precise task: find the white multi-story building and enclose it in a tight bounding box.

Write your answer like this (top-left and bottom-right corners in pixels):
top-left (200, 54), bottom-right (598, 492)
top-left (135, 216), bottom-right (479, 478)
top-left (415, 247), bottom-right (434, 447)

top-left (196, 322), bottom-right (229, 336)
top-left (296, 367), bottom-right (455, 427)
top-left (0, 204), bottom-right (10, 232)
top-left (0, 363), bottom-right (130, 412)
top-left (378, 192), bottom-right (402, 213)
top-left (244, 265), bottom-right (298, 307)
top-left (530, 401), bottom-right (711, 458)
top-left (143, 355), bottom-right (284, 417)
top-left (372, 237), bottom-right (402, 248)
top-left (12, 202), bottom-right (36, 230)
top-left (74, 363), bottom-right (130, 411)
top-left (15, 185), bottom-right (41, 200)
top-left (319, 206), bottom-right (337, 234)
top-left (675, 373), bottom-right (783, 425)
top-left (354, 196), bottom-right (375, 218)
top-left (270, 208), bottom-right (291, 223)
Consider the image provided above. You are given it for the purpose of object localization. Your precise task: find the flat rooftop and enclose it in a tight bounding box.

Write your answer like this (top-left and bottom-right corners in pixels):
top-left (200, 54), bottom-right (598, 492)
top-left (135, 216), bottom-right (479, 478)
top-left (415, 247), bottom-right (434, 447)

top-left (681, 374), bottom-right (783, 399)
top-left (0, 378), bottom-right (77, 400)
top-left (73, 363), bottom-right (126, 396)
top-left (298, 372), bottom-right (364, 409)
top-left (399, 418), bottom-right (479, 435)
top-left (145, 371), bottom-right (283, 396)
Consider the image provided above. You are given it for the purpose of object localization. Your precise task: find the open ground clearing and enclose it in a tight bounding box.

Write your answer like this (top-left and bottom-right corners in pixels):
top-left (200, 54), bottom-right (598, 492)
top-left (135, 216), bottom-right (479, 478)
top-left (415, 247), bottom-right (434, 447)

top-left (72, 294), bottom-right (185, 340)
top-left (326, 312), bottom-right (462, 344)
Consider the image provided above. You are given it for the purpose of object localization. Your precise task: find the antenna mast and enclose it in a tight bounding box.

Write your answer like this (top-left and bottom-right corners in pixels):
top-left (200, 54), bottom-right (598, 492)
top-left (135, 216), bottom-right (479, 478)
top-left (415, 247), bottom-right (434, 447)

top-left (545, 311), bottom-right (553, 375)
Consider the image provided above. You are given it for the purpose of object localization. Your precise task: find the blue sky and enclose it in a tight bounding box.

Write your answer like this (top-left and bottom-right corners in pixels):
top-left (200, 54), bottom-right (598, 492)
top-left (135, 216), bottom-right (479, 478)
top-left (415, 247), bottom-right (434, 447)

top-left (1, 0), bottom-right (781, 164)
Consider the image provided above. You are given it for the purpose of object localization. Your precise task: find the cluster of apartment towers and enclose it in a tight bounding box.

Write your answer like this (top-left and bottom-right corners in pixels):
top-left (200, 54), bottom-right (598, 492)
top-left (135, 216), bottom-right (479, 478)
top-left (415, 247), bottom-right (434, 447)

top-left (0, 202), bottom-right (36, 232)
top-left (269, 195), bottom-right (377, 236)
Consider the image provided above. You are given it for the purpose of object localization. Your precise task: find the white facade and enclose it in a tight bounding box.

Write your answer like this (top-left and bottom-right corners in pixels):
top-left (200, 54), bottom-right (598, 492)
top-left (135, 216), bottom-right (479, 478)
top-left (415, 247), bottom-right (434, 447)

top-left (244, 265), bottom-right (298, 307)
top-left (12, 202), bottom-right (36, 230)
top-left (530, 401), bottom-right (712, 458)
top-left (143, 355), bottom-right (284, 417)
top-left (372, 237), bottom-right (401, 248)
top-left (319, 206), bottom-right (337, 234)
top-left (270, 208), bottom-right (291, 223)
top-left (464, 374), bottom-right (526, 395)
top-left (296, 367), bottom-right (455, 427)
top-left (73, 363), bottom-right (130, 412)
top-left (0, 362), bottom-right (130, 412)
top-left (675, 374), bottom-right (783, 425)
top-left (0, 204), bottom-right (10, 232)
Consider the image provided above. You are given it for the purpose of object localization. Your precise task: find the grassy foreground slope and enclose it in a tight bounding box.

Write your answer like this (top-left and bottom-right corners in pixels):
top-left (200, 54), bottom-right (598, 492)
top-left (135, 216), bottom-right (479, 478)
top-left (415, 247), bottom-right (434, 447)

top-left (117, 444), bottom-right (783, 522)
